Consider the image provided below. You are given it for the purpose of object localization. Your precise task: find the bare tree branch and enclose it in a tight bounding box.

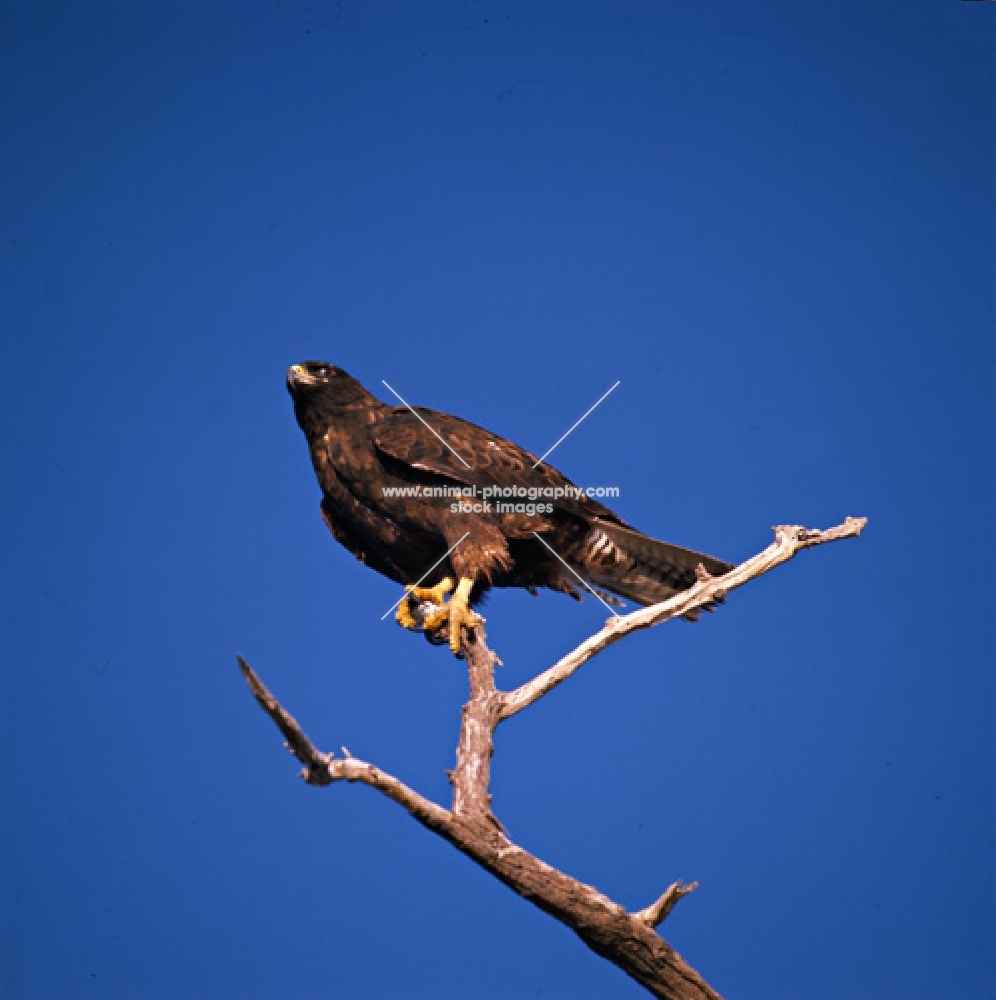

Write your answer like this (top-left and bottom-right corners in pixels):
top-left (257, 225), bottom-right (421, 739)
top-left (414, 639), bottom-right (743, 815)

top-left (239, 636), bottom-right (723, 1000)
top-left (238, 655), bottom-right (453, 830)
top-left (240, 515), bottom-right (867, 999)
top-left (450, 621), bottom-right (503, 819)
top-left (238, 655), bottom-right (331, 783)
top-left (499, 516), bottom-right (868, 721)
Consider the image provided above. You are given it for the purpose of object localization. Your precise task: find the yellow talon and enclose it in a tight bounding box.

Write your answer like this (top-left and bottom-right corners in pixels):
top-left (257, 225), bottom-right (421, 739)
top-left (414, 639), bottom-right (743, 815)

top-left (395, 578), bottom-right (456, 632)
top-left (395, 598), bottom-right (419, 630)
top-left (396, 576), bottom-right (477, 654)
top-left (440, 577), bottom-right (478, 654)
top-left (410, 578), bottom-right (455, 605)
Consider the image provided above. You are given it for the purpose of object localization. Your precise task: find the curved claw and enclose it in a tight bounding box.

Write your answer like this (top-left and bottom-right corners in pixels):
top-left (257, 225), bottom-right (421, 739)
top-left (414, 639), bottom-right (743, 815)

top-left (411, 578), bottom-right (455, 605)
top-left (451, 577), bottom-right (479, 654)
top-left (395, 598), bottom-right (420, 630)
top-left (395, 578), bottom-right (454, 631)
top-left (402, 577), bottom-right (477, 654)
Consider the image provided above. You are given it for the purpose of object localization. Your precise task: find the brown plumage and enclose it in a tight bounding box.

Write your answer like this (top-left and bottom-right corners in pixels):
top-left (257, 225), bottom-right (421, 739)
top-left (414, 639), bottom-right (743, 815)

top-left (287, 362), bottom-right (732, 653)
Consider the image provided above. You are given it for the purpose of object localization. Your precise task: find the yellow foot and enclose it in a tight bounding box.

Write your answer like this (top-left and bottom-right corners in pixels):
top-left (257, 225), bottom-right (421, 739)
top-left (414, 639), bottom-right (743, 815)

top-left (395, 578), bottom-right (455, 631)
top-left (421, 577), bottom-right (478, 654)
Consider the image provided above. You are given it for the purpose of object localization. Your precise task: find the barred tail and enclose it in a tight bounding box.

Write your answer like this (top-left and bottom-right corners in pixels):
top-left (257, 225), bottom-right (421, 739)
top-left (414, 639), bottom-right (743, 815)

top-left (583, 519), bottom-right (733, 615)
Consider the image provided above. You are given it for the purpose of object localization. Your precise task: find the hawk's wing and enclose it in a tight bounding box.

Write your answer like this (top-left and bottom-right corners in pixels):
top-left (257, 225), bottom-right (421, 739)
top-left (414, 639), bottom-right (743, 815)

top-left (372, 408), bottom-right (622, 523)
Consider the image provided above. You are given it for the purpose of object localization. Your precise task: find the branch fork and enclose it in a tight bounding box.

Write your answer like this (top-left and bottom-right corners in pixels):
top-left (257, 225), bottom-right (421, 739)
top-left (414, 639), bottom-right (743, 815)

top-left (240, 517), bottom-right (866, 1000)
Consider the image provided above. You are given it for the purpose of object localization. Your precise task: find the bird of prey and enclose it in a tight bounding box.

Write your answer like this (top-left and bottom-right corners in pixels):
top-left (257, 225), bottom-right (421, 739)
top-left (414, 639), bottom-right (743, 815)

top-left (287, 362), bottom-right (732, 654)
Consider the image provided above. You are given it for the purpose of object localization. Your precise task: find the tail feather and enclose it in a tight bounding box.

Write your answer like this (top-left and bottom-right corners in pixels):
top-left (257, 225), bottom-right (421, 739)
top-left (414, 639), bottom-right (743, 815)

top-left (584, 519), bottom-right (733, 612)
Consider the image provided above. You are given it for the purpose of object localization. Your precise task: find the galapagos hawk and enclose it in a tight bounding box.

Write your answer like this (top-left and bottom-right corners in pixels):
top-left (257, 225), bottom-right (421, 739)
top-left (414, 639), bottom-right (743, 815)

top-left (287, 362), bottom-right (732, 654)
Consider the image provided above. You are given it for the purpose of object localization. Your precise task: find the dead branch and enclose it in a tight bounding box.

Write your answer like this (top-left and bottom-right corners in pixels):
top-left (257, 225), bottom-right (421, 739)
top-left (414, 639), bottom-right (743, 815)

top-left (240, 515), bottom-right (866, 1000)
top-left (238, 656), bottom-right (330, 782)
top-left (239, 656), bottom-right (453, 830)
top-left (451, 625), bottom-right (503, 819)
top-left (499, 516), bottom-right (868, 720)
top-left (240, 636), bottom-right (722, 1000)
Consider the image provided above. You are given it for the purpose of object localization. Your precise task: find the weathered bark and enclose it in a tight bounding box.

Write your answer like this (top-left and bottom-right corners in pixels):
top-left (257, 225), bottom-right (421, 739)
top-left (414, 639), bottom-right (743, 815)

top-left (450, 631), bottom-right (502, 818)
top-left (240, 517), bottom-right (867, 999)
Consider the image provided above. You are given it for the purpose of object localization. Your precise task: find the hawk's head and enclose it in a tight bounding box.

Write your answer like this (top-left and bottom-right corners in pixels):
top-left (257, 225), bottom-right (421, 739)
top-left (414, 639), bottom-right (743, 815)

top-left (286, 360), bottom-right (347, 392)
top-left (287, 362), bottom-right (382, 432)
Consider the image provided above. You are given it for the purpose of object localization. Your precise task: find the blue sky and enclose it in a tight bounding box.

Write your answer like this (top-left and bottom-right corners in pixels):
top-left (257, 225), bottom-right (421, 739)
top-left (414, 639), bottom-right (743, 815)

top-left (1, 2), bottom-right (992, 998)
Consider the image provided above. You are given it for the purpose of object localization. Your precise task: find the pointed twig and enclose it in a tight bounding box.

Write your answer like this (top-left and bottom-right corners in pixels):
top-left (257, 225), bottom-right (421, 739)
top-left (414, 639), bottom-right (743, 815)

top-left (238, 654), bottom-right (332, 783)
top-left (635, 880), bottom-right (699, 928)
top-left (238, 656), bottom-right (453, 829)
